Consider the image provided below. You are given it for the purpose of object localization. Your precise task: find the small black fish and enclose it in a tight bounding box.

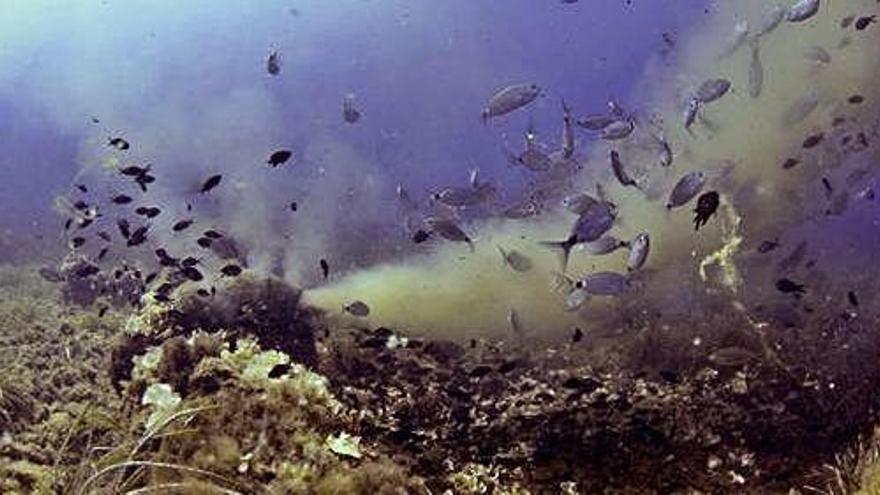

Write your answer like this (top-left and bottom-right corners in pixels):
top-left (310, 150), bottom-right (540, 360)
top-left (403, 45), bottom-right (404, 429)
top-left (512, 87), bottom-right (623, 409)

top-left (119, 165), bottom-right (150, 176)
top-left (156, 282), bottom-right (174, 294)
top-left (181, 266), bottom-right (204, 282)
top-left (757, 239), bottom-right (780, 253)
top-left (203, 230), bottom-right (223, 239)
top-left (855, 15), bottom-right (876, 30)
top-left (109, 137), bottom-right (130, 150)
top-left (97, 231), bottom-right (112, 242)
top-left (77, 218), bottom-right (94, 230)
top-left (267, 51), bottom-right (281, 75)
top-left (73, 200), bottom-right (89, 211)
top-left (117, 218), bottom-right (131, 239)
top-left (75, 184), bottom-right (88, 193)
top-left (71, 237), bottom-right (86, 248)
top-left (186, 203), bottom-right (193, 212)
top-left (848, 290), bottom-right (859, 307)
top-left (135, 206), bottom-right (161, 218)
top-left (693, 191), bottom-right (720, 230)
top-left (802, 133), bottom-right (824, 149)
top-left (848, 94), bottom-right (864, 104)
top-left (134, 174), bottom-right (156, 193)
top-left (91, 116), bottom-right (100, 124)
top-left (127, 226), bottom-right (149, 247)
top-left (267, 149), bottom-right (293, 167)
top-left (144, 272), bottom-right (159, 285)
top-left (821, 177), bottom-right (833, 198)
top-left (172, 219), bottom-right (194, 232)
top-left (572, 327), bottom-right (584, 343)
top-left (319, 258), bottom-right (329, 279)
top-left (289, 201), bottom-right (298, 212)
top-left (342, 96), bottom-right (361, 124)
top-left (181, 257), bottom-right (199, 267)
top-left (782, 157), bottom-right (800, 170)
top-left (200, 174), bottom-right (222, 193)
top-left (98, 305), bottom-right (109, 318)
top-left (196, 288), bottom-right (211, 298)
top-left (96, 247), bottom-right (109, 261)
top-left (221, 264), bottom-right (242, 277)
top-left (412, 229), bottom-right (431, 244)
top-left (776, 278), bottom-right (806, 295)
top-left (64, 218), bottom-right (73, 230)
top-left (112, 194), bottom-right (132, 205)
top-left (196, 237), bottom-right (213, 248)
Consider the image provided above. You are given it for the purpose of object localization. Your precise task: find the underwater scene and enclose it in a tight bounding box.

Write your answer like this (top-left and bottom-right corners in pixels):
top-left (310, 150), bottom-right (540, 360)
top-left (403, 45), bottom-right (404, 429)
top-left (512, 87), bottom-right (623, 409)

top-left (1, 0), bottom-right (880, 493)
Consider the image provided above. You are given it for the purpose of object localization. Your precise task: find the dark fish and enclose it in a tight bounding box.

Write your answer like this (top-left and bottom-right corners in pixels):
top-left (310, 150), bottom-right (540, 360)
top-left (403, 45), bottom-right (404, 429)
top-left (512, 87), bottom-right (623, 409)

top-left (181, 266), bottom-right (203, 282)
top-left (98, 305), bottom-right (109, 318)
top-left (75, 184), bottom-right (88, 193)
top-left (96, 247), bottom-right (109, 261)
top-left (847, 291), bottom-right (859, 307)
top-left (73, 200), bottom-right (89, 211)
top-left (117, 218), bottom-right (131, 239)
top-left (156, 248), bottom-right (179, 267)
top-left (127, 226), bottom-right (149, 247)
top-left (77, 218), bottom-right (94, 230)
top-left (119, 165), bottom-right (150, 177)
top-left (267, 51), bottom-right (281, 75)
top-left (196, 288), bottom-right (210, 298)
top-left (180, 257), bottom-right (199, 268)
top-left (821, 177), bottom-right (833, 198)
top-left (172, 219), bottom-right (194, 232)
top-left (112, 194), bottom-right (132, 205)
top-left (782, 157), bottom-right (800, 170)
top-left (609, 150), bottom-right (640, 189)
top-left (221, 264), bottom-right (243, 277)
top-left (855, 16), bottom-right (876, 30)
top-left (144, 272), bottom-right (159, 285)
top-left (70, 237), bottom-right (86, 248)
top-left (572, 327), bottom-right (584, 343)
top-left (319, 258), bottom-right (329, 279)
top-left (108, 137), bottom-right (130, 150)
top-left (289, 201), bottom-right (298, 212)
top-left (203, 230), bottom-right (223, 239)
top-left (135, 206), bottom-right (161, 218)
top-left (776, 278), bottom-right (806, 294)
top-left (134, 174), bottom-right (155, 193)
top-left (196, 237), bottom-right (213, 248)
top-left (64, 218), bottom-right (73, 230)
top-left (412, 229), bottom-right (431, 244)
top-left (342, 94), bottom-right (361, 124)
top-left (667, 171), bottom-right (706, 209)
top-left (200, 174), bottom-right (222, 194)
top-left (802, 133), bottom-right (824, 149)
top-left (757, 239), bottom-right (780, 253)
top-left (693, 191), bottom-right (720, 230)
top-left (267, 150), bottom-right (293, 167)
top-left (844, 94), bottom-right (864, 107)
top-left (38, 267), bottom-right (64, 283)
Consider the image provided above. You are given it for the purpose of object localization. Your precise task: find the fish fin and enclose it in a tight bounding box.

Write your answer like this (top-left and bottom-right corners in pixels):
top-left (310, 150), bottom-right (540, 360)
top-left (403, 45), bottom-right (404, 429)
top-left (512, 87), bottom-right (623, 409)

top-left (540, 237), bottom-right (575, 272)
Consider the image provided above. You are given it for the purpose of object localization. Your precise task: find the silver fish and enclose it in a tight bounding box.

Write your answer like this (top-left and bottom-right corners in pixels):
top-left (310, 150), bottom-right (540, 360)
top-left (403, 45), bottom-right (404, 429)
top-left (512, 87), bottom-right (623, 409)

top-left (601, 119), bottom-right (635, 140)
top-left (433, 184), bottom-right (494, 208)
top-left (482, 83), bottom-right (541, 122)
top-left (667, 171), bottom-right (706, 209)
top-left (782, 89), bottom-right (819, 127)
top-left (583, 236), bottom-right (627, 255)
top-left (508, 119), bottom-right (553, 172)
top-left (696, 78), bottom-right (732, 104)
top-left (577, 114), bottom-right (615, 131)
top-left (561, 100), bottom-right (576, 159)
top-left (576, 271), bottom-right (630, 296)
top-left (803, 45), bottom-right (831, 65)
top-left (786, 0), bottom-right (820, 23)
top-left (610, 150), bottom-right (640, 189)
top-left (498, 246), bottom-right (533, 272)
top-left (541, 201), bottom-right (616, 270)
top-left (756, 5), bottom-right (786, 37)
top-left (683, 98), bottom-right (701, 131)
top-left (626, 231), bottom-right (650, 271)
top-left (426, 217), bottom-right (474, 251)
top-left (749, 39), bottom-right (764, 98)
top-left (343, 300), bottom-right (370, 317)
top-left (562, 193), bottom-right (600, 215)
top-left (717, 21), bottom-right (750, 59)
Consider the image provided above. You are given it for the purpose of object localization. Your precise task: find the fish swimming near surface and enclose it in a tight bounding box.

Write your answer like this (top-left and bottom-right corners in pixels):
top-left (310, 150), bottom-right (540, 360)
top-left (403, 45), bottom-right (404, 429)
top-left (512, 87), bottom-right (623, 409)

top-left (667, 171), bottom-right (706, 209)
top-left (786, 0), bottom-right (821, 23)
top-left (748, 38), bottom-right (764, 98)
top-left (481, 83), bottom-right (541, 122)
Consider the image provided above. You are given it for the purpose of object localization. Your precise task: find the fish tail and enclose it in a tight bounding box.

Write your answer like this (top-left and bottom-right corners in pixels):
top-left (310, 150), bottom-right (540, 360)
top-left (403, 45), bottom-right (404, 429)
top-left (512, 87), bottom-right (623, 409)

top-left (466, 238), bottom-right (475, 253)
top-left (540, 237), bottom-right (575, 271)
